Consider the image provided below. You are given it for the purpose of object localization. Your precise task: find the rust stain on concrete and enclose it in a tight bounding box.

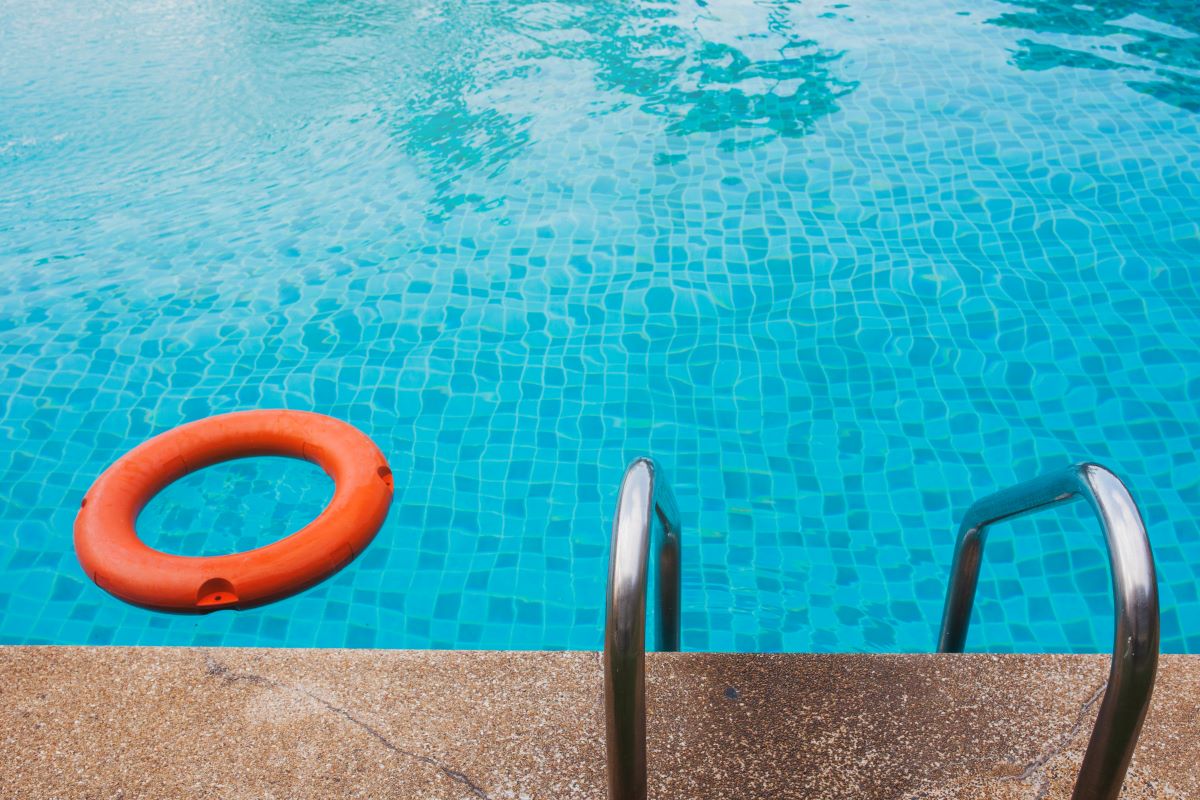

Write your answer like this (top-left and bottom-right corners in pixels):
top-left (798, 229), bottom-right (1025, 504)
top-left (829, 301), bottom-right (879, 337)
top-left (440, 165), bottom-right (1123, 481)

top-left (0, 648), bottom-right (1195, 799)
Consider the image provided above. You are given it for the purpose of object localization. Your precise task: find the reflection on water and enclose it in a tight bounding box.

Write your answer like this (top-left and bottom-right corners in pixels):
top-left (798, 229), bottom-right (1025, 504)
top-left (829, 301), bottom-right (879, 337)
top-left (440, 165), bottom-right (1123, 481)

top-left (549, 0), bottom-right (856, 149)
top-left (990, 0), bottom-right (1200, 112)
top-left (258, 0), bottom-right (855, 218)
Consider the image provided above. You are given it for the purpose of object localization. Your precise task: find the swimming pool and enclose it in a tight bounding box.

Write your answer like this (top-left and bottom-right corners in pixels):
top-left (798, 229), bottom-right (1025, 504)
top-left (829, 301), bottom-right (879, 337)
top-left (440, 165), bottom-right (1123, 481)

top-left (1, 0), bottom-right (1197, 653)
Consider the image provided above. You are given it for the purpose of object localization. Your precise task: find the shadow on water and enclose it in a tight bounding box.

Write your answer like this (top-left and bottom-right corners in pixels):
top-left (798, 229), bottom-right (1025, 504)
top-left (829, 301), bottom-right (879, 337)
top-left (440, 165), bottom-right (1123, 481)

top-left (255, 0), bottom-right (855, 220)
top-left (988, 0), bottom-right (1200, 113)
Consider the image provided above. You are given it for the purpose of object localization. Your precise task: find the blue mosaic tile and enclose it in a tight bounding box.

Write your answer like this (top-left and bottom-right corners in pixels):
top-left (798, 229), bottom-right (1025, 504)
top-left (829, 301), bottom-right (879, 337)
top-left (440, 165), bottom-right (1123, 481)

top-left (0, 0), bottom-right (1198, 654)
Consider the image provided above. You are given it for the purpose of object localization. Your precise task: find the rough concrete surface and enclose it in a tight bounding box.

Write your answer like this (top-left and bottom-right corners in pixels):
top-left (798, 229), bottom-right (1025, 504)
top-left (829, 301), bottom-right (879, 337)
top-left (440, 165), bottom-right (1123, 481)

top-left (0, 648), bottom-right (1196, 799)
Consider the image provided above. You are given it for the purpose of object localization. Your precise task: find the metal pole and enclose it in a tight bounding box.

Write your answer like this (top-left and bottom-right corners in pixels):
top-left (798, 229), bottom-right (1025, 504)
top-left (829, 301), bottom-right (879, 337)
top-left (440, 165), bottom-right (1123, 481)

top-left (604, 458), bottom-right (682, 800)
top-left (939, 463), bottom-right (1159, 800)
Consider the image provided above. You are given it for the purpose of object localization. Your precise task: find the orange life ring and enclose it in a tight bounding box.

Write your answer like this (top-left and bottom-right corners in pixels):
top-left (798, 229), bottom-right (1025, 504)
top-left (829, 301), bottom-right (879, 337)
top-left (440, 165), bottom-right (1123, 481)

top-left (74, 410), bottom-right (393, 611)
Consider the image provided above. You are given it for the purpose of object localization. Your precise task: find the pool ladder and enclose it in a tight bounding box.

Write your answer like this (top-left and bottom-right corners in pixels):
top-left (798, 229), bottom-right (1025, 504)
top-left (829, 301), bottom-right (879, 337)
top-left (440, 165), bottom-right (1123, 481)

top-left (603, 458), bottom-right (681, 800)
top-left (603, 460), bottom-right (1159, 800)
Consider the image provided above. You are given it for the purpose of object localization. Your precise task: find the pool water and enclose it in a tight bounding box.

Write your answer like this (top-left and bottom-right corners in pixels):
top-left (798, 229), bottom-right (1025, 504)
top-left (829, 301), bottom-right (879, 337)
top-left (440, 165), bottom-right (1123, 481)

top-left (1, 0), bottom-right (1198, 653)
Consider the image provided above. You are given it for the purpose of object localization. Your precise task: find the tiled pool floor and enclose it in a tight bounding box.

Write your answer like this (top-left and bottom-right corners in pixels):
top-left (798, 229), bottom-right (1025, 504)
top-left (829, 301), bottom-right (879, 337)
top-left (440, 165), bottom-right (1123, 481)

top-left (1, 0), bottom-right (1198, 652)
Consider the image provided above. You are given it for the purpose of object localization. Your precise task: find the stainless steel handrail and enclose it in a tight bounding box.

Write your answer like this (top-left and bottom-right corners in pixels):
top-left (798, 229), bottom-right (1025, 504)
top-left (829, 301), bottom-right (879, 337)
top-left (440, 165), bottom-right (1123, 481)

top-left (604, 458), bottom-right (682, 800)
top-left (938, 462), bottom-right (1159, 800)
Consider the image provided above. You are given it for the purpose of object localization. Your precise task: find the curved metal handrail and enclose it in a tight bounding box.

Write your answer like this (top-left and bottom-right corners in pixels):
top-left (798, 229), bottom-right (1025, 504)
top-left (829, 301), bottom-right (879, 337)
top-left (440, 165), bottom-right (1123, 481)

top-left (604, 458), bottom-right (681, 800)
top-left (938, 462), bottom-right (1159, 800)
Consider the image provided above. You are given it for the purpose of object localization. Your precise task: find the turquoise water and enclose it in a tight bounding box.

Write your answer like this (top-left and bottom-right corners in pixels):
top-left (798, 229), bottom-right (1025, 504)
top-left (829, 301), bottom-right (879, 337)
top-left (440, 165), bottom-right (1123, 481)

top-left (1, 0), bottom-right (1198, 652)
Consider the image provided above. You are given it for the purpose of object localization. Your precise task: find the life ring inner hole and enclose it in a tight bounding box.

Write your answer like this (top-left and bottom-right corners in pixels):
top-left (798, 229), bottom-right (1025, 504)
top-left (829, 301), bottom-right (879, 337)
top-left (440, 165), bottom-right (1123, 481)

top-left (137, 456), bottom-right (335, 557)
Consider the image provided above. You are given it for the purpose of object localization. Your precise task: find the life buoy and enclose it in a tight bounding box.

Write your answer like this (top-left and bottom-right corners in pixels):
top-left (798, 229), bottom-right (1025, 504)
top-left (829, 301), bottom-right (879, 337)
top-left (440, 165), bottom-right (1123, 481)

top-left (74, 410), bottom-right (393, 611)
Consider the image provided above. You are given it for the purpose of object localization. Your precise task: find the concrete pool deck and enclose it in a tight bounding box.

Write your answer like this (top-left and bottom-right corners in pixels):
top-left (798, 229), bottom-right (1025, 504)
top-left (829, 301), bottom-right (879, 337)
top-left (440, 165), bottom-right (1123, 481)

top-left (1, 649), bottom-right (1196, 799)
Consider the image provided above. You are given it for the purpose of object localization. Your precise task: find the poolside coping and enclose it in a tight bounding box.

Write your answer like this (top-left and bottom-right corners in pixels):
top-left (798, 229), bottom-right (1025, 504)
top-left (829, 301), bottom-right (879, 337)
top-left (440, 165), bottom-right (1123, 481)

top-left (1, 648), bottom-right (1196, 798)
